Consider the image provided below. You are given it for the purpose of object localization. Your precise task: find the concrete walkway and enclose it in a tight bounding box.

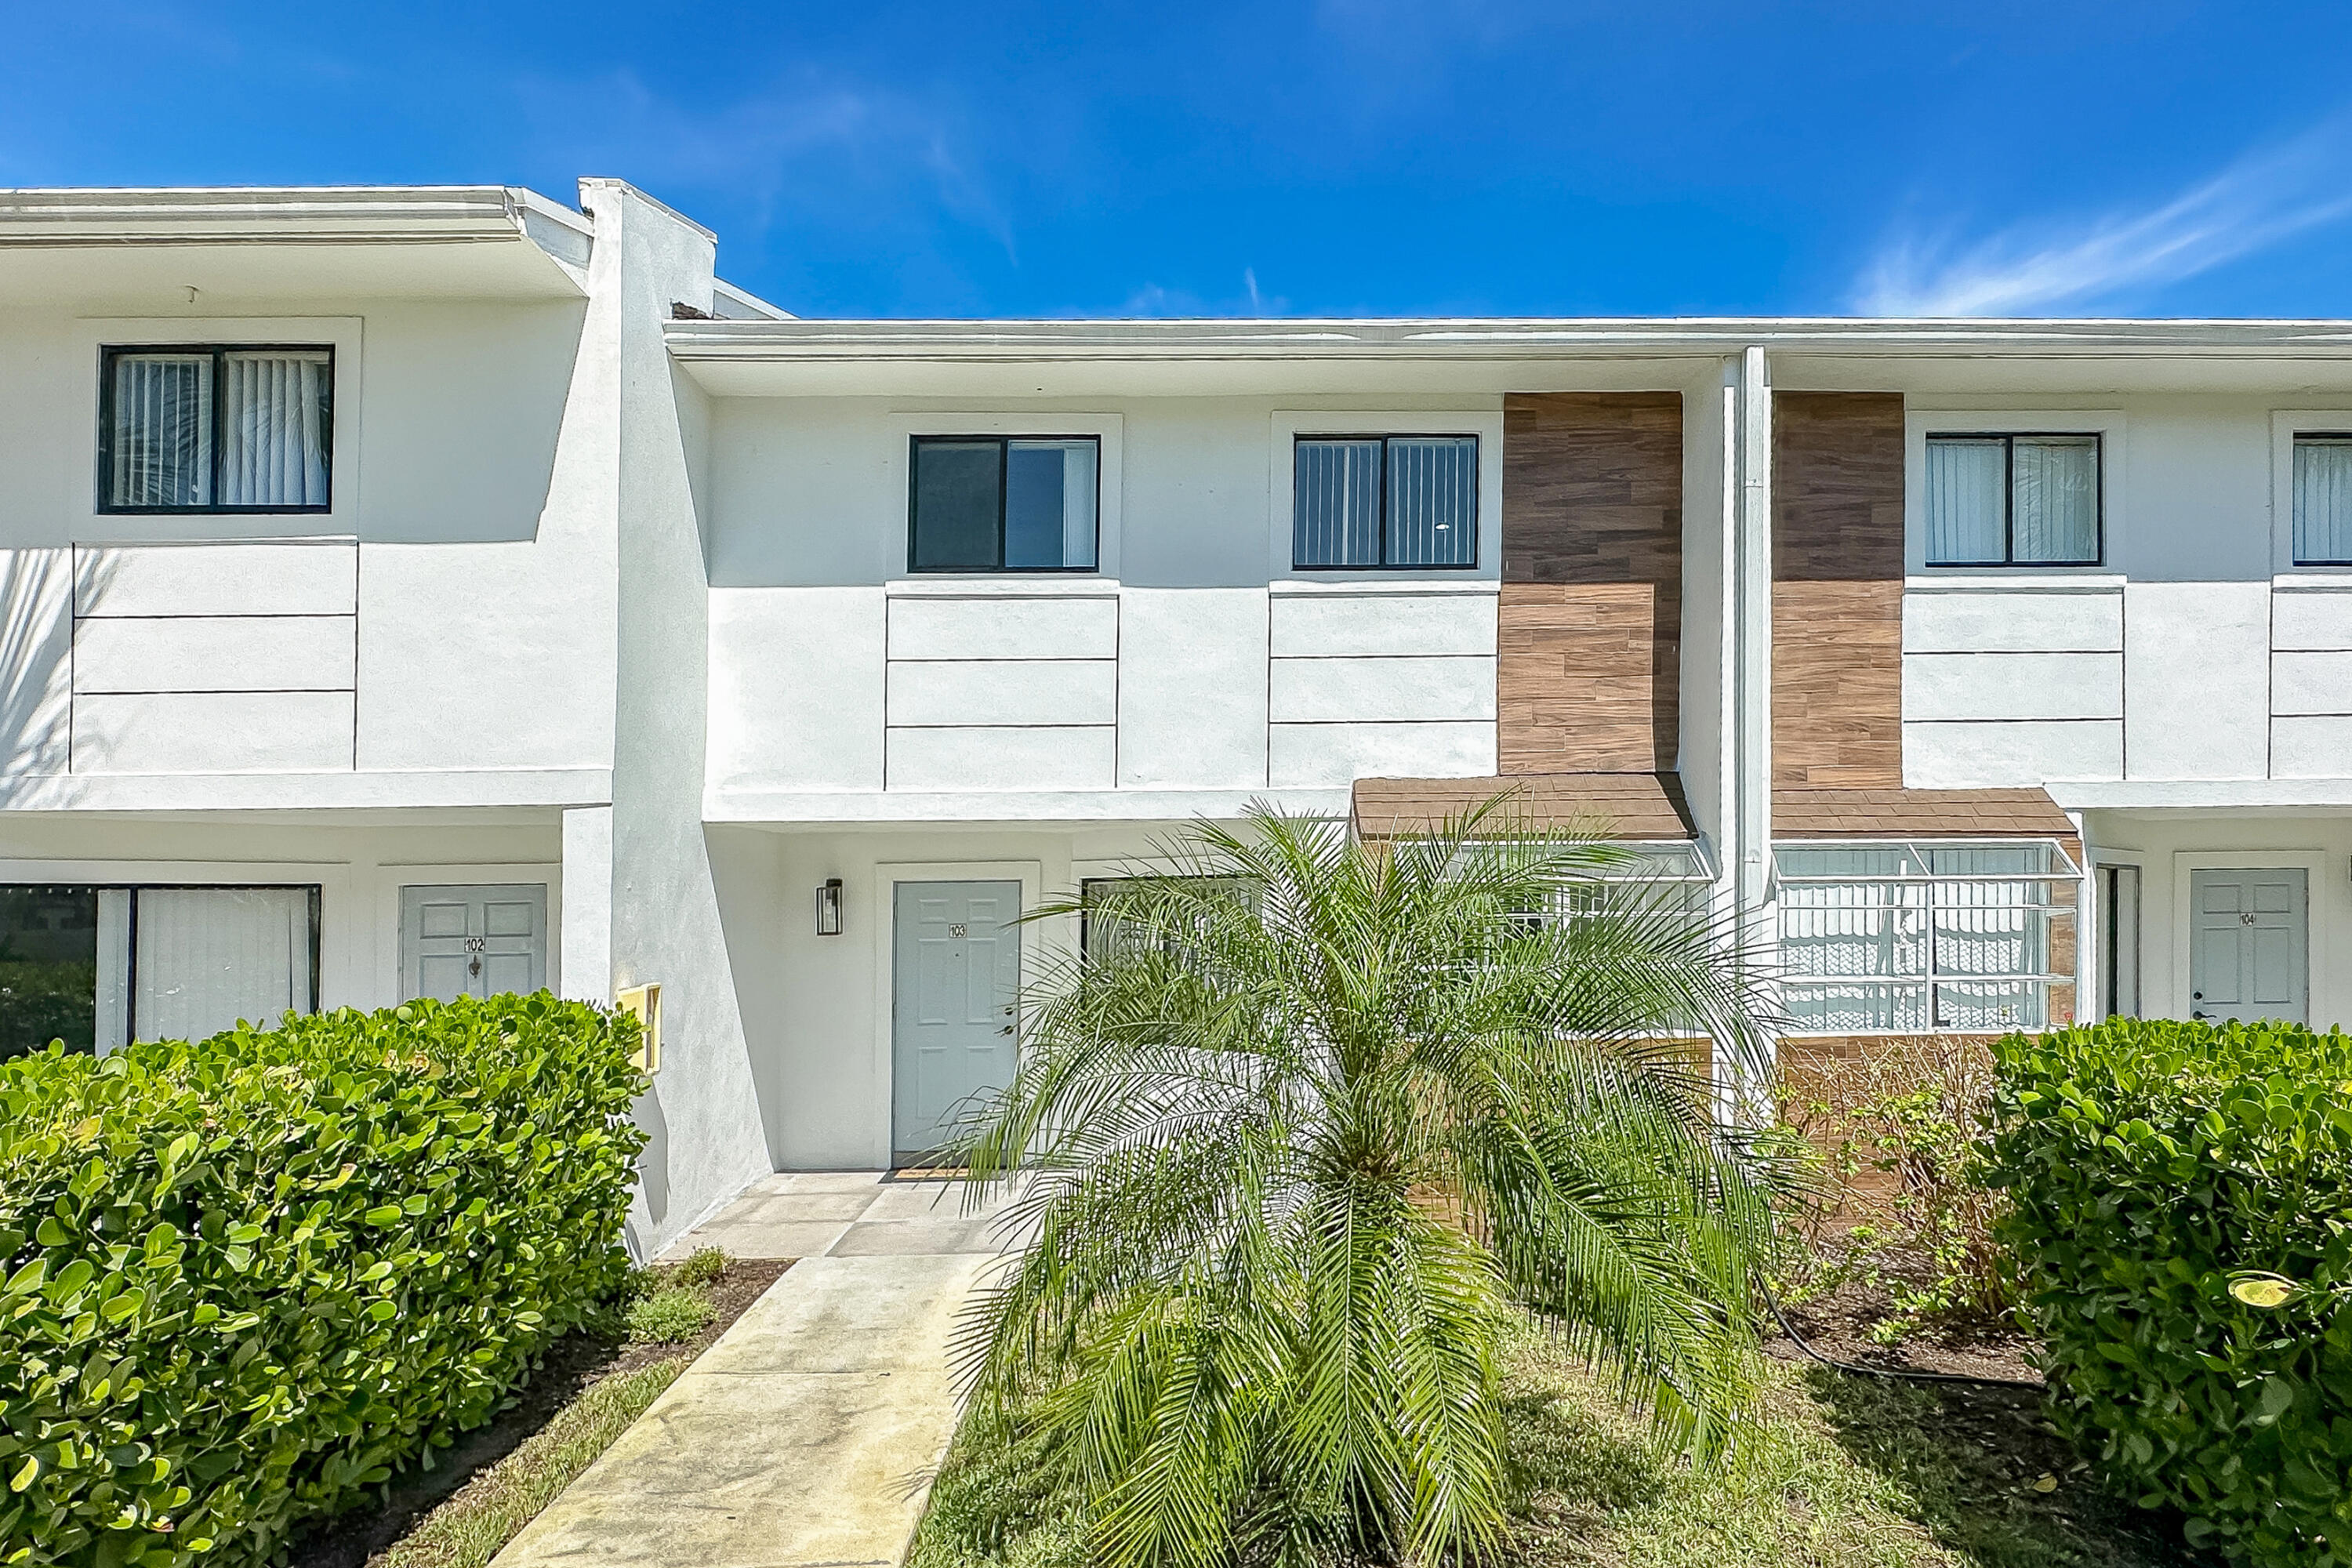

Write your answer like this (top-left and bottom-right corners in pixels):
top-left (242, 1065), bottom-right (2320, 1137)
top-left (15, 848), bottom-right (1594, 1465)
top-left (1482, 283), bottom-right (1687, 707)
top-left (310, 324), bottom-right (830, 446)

top-left (494, 1174), bottom-right (1022, 1568)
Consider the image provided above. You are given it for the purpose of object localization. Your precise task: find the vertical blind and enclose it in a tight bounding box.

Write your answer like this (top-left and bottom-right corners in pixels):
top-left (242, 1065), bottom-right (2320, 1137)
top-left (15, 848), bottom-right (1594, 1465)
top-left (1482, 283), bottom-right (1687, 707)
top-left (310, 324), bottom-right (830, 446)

top-left (2293, 436), bottom-right (2352, 564)
top-left (1293, 438), bottom-right (1383, 566)
top-left (221, 352), bottom-right (332, 506)
top-left (109, 354), bottom-right (214, 508)
top-left (1923, 434), bottom-right (2099, 564)
top-left (1294, 435), bottom-right (1475, 567)
top-left (133, 887), bottom-right (315, 1044)
top-left (1386, 437), bottom-right (1476, 566)
top-left (105, 347), bottom-right (331, 510)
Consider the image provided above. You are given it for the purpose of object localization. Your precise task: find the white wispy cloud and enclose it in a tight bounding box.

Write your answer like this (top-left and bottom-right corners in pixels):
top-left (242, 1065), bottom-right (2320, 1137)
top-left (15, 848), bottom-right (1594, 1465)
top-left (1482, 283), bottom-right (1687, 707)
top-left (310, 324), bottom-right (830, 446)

top-left (1114, 268), bottom-right (1288, 318)
top-left (1856, 118), bottom-right (2352, 316)
top-left (516, 67), bottom-right (1014, 259)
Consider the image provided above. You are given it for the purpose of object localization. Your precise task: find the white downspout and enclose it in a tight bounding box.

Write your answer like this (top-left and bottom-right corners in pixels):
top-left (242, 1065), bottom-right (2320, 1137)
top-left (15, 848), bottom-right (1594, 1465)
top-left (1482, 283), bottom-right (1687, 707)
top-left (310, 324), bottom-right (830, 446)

top-left (1732, 345), bottom-right (1776, 1116)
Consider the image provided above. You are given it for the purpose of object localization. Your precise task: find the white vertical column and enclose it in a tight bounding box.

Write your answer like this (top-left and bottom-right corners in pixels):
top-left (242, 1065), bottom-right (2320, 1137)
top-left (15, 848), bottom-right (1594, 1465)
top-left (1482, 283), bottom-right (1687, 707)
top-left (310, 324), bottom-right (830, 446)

top-left (561, 804), bottom-right (614, 1001)
top-left (1730, 344), bottom-right (1777, 1113)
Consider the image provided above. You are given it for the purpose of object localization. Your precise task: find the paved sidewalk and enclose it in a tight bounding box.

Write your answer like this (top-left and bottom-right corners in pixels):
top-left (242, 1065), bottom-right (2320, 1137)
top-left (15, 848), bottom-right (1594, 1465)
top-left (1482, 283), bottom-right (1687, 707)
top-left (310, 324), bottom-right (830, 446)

top-left (494, 1174), bottom-right (1021, 1568)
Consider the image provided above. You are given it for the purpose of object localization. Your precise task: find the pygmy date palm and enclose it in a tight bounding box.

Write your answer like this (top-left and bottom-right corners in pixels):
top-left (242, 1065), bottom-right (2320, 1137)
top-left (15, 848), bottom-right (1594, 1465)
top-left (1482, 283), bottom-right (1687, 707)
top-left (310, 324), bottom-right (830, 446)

top-left (953, 800), bottom-right (1789, 1568)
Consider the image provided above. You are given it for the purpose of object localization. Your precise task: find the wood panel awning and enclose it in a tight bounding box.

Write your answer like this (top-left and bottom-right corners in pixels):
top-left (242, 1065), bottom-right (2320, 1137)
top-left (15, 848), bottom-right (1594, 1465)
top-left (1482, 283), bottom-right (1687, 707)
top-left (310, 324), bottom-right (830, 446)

top-left (1352, 772), bottom-right (1697, 841)
top-left (1351, 779), bottom-right (2074, 845)
top-left (1772, 786), bottom-right (2074, 840)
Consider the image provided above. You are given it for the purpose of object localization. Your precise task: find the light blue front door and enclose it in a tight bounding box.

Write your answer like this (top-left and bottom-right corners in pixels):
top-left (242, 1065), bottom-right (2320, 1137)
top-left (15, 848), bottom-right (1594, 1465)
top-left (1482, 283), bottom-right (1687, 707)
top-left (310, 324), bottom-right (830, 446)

top-left (2190, 868), bottom-right (2307, 1025)
top-left (891, 880), bottom-right (1022, 1164)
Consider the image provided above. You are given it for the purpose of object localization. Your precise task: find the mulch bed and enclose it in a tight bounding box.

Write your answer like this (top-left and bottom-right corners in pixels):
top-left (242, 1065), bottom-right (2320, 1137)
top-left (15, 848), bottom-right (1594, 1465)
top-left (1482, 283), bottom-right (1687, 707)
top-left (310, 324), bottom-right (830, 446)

top-left (292, 1257), bottom-right (791, 1568)
top-left (1766, 1277), bottom-right (2041, 1383)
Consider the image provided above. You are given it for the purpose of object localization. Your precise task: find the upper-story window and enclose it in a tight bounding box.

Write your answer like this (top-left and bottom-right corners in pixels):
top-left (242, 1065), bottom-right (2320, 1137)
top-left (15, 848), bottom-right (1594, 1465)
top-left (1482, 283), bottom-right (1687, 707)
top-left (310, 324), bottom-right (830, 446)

top-left (99, 346), bottom-right (333, 514)
top-left (2292, 434), bottom-right (2352, 566)
top-left (1923, 432), bottom-right (2100, 567)
top-left (1293, 434), bottom-right (1477, 569)
top-left (909, 436), bottom-right (1099, 572)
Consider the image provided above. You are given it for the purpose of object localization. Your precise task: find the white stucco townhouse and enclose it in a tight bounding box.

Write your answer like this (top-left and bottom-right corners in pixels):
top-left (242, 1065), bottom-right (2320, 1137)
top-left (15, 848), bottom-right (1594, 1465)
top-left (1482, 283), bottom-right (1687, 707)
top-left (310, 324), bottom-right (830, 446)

top-left (5, 180), bottom-right (2350, 1254)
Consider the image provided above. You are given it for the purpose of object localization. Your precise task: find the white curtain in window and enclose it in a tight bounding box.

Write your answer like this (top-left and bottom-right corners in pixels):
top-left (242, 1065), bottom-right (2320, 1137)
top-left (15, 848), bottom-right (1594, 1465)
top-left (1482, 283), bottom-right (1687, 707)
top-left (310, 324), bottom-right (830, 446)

top-left (1057, 439), bottom-right (1098, 568)
top-left (220, 351), bottom-right (330, 506)
top-left (95, 889), bottom-right (131, 1054)
top-left (1386, 437), bottom-right (1476, 566)
top-left (2293, 437), bottom-right (2352, 564)
top-left (2012, 437), bottom-right (2098, 562)
top-left (111, 354), bottom-right (213, 507)
top-left (133, 887), bottom-right (313, 1043)
top-left (1294, 440), bottom-right (1382, 566)
top-left (1923, 437), bottom-right (2004, 564)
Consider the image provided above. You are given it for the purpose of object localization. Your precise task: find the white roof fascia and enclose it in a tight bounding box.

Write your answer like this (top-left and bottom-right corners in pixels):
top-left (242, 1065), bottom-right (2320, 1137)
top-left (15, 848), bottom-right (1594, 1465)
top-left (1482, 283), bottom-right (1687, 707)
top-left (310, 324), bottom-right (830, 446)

top-left (662, 316), bottom-right (2352, 364)
top-left (0, 183), bottom-right (598, 298)
top-left (0, 184), bottom-right (572, 246)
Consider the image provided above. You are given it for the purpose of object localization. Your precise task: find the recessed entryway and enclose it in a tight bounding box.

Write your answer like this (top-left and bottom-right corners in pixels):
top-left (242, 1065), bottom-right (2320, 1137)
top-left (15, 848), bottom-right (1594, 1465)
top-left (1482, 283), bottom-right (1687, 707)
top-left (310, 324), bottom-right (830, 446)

top-left (891, 879), bottom-right (1021, 1166)
top-left (2188, 867), bottom-right (2307, 1025)
top-left (399, 883), bottom-right (548, 1001)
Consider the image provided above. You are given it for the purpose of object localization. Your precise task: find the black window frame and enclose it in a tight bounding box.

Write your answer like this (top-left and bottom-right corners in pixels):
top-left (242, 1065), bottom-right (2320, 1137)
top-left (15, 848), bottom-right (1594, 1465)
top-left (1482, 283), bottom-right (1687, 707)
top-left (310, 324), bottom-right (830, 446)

top-left (0, 880), bottom-right (322, 1051)
top-left (2290, 431), bottom-right (2352, 567)
top-left (1923, 430), bottom-right (2103, 568)
top-left (96, 343), bottom-right (337, 517)
top-left (906, 434), bottom-right (1102, 575)
top-left (1290, 433), bottom-right (1482, 572)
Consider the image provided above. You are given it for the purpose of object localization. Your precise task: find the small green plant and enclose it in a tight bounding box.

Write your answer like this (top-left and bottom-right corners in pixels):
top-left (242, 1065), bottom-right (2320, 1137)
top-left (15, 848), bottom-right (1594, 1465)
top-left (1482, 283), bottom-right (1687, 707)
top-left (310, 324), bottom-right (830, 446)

top-left (625, 1286), bottom-right (714, 1345)
top-left (670, 1245), bottom-right (730, 1289)
top-left (1987, 1017), bottom-right (2352, 1568)
top-left (1778, 1034), bottom-right (2016, 1338)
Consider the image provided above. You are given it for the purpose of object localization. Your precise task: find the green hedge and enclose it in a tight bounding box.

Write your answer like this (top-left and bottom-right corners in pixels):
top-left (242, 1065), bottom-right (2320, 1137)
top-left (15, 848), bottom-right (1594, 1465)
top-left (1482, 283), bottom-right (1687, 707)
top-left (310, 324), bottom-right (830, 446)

top-left (1987, 1018), bottom-right (2352, 1566)
top-left (0, 993), bottom-right (647, 1567)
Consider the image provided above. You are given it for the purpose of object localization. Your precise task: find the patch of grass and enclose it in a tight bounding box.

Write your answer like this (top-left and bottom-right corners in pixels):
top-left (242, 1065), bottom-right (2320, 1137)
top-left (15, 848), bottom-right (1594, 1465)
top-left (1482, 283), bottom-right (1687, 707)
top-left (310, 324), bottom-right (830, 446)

top-left (909, 1324), bottom-right (2201, 1568)
top-left (376, 1354), bottom-right (688, 1568)
top-left (624, 1284), bottom-right (715, 1345)
top-left (908, 1417), bottom-right (1085, 1568)
top-left (1499, 1326), bottom-right (2190, 1568)
top-left (671, 1245), bottom-right (731, 1288)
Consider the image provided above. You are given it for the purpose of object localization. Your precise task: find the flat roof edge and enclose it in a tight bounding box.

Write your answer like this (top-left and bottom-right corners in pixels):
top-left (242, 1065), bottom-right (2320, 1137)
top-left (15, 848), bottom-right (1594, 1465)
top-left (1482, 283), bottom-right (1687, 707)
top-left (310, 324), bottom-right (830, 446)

top-left (0, 184), bottom-right (575, 249)
top-left (663, 314), bottom-right (2352, 362)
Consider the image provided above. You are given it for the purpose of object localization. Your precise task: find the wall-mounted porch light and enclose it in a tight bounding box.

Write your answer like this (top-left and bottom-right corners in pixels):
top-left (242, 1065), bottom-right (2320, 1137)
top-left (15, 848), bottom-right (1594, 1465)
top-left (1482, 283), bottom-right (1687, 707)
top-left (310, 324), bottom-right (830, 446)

top-left (815, 877), bottom-right (844, 937)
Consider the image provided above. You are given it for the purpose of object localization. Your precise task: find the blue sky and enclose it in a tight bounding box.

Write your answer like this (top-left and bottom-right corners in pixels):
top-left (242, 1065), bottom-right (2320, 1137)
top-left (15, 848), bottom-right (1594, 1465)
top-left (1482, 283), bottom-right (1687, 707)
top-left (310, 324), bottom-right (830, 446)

top-left (8, 2), bottom-right (2352, 319)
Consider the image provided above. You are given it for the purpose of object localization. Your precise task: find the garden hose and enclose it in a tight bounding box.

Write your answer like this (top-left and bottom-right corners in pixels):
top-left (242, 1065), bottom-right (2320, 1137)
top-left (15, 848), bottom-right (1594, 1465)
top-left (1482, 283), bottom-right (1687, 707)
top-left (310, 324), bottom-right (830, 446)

top-left (1760, 1283), bottom-right (2045, 1391)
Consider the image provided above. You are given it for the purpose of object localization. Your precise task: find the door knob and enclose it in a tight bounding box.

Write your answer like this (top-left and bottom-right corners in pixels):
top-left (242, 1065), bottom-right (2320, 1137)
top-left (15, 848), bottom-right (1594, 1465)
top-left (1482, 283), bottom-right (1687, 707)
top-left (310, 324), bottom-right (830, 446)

top-left (997, 1025), bottom-right (1014, 1036)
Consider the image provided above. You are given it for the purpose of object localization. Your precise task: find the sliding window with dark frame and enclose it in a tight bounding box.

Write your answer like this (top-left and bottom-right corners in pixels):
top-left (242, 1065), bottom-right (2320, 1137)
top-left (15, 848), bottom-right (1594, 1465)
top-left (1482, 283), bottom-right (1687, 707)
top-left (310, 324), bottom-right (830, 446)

top-left (96, 344), bottom-right (336, 515)
top-left (909, 435), bottom-right (1101, 572)
top-left (1922, 432), bottom-right (2102, 567)
top-left (1293, 434), bottom-right (1479, 570)
top-left (0, 883), bottom-right (322, 1058)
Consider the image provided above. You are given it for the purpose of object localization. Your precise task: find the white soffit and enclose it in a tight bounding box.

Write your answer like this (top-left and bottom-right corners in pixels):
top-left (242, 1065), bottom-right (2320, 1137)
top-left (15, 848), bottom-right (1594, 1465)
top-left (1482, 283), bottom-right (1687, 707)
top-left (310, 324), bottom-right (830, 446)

top-left (665, 317), bottom-right (2352, 399)
top-left (0, 185), bottom-right (593, 303)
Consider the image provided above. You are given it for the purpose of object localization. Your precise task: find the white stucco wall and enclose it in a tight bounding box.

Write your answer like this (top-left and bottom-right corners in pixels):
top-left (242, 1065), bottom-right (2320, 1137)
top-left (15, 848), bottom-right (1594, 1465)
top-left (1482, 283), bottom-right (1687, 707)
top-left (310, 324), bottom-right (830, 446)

top-left (2082, 809), bottom-right (2352, 1029)
top-left (0, 812), bottom-right (561, 1011)
top-left (731, 820), bottom-right (1197, 1170)
top-left (0, 281), bottom-right (616, 793)
top-left (699, 394), bottom-right (1507, 816)
top-left (594, 182), bottom-right (772, 1253)
top-left (1900, 396), bottom-right (2352, 791)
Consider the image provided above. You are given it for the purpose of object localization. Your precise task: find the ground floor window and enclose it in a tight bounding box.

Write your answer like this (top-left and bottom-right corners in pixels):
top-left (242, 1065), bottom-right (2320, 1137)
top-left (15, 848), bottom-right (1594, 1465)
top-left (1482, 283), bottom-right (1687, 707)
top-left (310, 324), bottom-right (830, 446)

top-left (0, 884), bottom-right (320, 1058)
top-left (1773, 842), bottom-right (2073, 1034)
top-left (2098, 863), bottom-right (2141, 1018)
top-left (1080, 876), bottom-right (1261, 962)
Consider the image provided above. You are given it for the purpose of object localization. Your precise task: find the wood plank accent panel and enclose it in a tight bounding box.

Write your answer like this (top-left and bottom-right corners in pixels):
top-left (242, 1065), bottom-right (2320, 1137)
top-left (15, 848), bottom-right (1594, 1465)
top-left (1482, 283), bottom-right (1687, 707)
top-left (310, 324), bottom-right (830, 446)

top-left (1772, 392), bottom-right (1905, 787)
top-left (1353, 771), bottom-right (1696, 841)
top-left (1500, 393), bottom-right (1681, 773)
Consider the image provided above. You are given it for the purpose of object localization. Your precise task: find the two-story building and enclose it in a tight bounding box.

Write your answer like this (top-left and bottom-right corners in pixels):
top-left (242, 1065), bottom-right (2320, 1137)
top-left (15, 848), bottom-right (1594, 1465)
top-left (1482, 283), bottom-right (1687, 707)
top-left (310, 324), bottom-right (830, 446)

top-left (5, 181), bottom-right (2349, 1254)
